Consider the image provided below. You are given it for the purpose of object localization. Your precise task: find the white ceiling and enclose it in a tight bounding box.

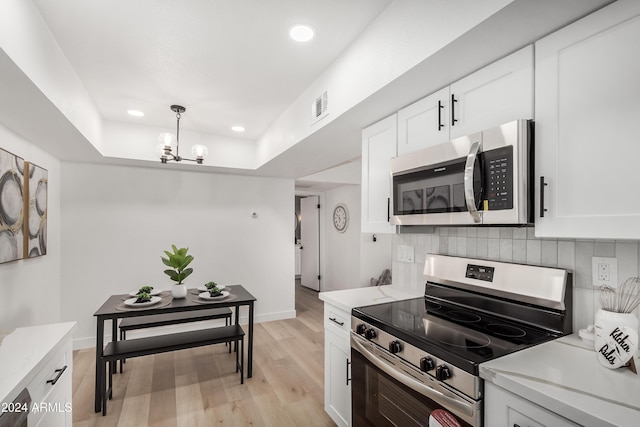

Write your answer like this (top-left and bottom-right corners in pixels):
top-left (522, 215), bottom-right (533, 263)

top-left (14, 0), bottom-right (614, 191)
top-left (32, 0), bottom-right (391, 141)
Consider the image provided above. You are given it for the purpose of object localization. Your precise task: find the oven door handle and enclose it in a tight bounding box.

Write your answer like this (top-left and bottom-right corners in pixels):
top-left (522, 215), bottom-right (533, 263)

top-left (464, 140), bottom-right (482, 223)
top-left (351, 336), bottom-right (474, 417)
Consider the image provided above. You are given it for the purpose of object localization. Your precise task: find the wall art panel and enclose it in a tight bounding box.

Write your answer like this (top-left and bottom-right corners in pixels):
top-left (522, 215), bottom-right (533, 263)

top-left (0, 148), bottom-right (25, 263)
top-left (24, 161), bottom-right (48, 258)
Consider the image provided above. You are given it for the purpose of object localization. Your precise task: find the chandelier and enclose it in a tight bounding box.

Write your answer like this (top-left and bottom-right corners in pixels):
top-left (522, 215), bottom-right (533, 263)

top-left (156, 105), bottom-right (208, 164)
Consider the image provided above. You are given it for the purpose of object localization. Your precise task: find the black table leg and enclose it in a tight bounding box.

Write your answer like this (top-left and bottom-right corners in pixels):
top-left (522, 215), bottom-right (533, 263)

top-left (248, 301), bottom-right (254, 378)
top-left (94, 318), bottom-right (104, 413)
top-left (111, 319), bottom-right (117, 376)
top-left (234, 306), bottom-right (240, 353)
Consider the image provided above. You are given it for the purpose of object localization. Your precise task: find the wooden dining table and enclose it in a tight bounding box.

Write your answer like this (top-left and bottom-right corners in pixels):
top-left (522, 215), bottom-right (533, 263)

top-left (92, 285), bottom-right (256, 413)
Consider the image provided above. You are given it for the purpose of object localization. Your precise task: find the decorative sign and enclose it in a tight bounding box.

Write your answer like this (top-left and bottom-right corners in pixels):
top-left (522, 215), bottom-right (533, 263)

top-left (595, 318), bottom-right (638, 370)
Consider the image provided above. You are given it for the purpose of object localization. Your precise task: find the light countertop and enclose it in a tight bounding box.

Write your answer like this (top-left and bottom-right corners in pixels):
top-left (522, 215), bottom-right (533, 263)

top-left (480, 333), bottom-right (640, 427)
top-left (0, 322), bottom-right (76, 405)
top-left (319, 285), bottom-right (424, 313)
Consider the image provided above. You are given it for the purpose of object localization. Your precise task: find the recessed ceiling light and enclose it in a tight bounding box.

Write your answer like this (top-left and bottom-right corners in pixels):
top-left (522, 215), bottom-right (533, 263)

top-left (127, 109), bottom-right (144, 117)
top-left (289, 25), bottom-right (314, 42)
top-left (231, 126), bottom-right (245, 132)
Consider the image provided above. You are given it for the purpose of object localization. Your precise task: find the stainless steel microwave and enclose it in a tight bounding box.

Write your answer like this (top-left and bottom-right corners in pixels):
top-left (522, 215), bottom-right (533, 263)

top-left (390, 119), bottom-right (533, 226)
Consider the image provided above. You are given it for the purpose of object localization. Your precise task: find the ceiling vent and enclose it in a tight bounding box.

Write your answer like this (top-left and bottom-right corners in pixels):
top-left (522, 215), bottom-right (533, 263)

top-left (312, 91), bottom-right (328, 122)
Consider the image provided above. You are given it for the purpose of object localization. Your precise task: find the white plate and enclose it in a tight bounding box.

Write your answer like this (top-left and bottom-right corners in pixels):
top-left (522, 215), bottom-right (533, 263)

top-left (129, 288), bottom-right (161, 297)
top-left (198, 284), bottom-right (226, 292)
top-left (199, 291), bottom-right (230, 301)
top-left (124, 296), bottom-right (161, 307)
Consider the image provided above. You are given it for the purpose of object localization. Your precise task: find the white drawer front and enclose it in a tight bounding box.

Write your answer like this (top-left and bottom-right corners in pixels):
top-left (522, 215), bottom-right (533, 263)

top-left (324, 305), bottom-right (350, 338)
top-left (26, 338), bottom-right (71, 407)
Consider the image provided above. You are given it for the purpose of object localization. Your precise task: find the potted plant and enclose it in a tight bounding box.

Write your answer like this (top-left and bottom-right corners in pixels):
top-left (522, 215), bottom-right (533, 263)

top-left (161, 245), bottom-right (194, 298)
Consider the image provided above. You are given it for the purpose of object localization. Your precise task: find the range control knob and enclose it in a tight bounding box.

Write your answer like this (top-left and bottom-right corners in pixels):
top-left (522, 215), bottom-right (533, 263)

top-left (356, 324), bottom-right (367, 335)
top-left (435, 364), bottom-right (452, 381)
top-left (420, 357), bottom-right (435, 372)
top-left (388, 340), bottom-right (402, 354)
top-left (365, 328), bottom-right (377, 340)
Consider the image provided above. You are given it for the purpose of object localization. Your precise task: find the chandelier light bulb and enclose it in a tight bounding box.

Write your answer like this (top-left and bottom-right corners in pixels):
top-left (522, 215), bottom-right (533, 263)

top-left (191, 144), bottom-right (208, 159)
top-left (158, 132), bottom-right (175, 149)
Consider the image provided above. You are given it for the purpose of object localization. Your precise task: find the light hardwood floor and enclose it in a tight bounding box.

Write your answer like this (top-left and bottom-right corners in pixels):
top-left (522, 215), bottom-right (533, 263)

top-left (72, 282), bottom-right (336, 426)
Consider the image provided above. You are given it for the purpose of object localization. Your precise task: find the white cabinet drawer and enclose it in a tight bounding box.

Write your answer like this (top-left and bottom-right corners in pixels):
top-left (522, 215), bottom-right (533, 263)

top-left (27, 337), bottom-right (72, 426)
top-left (324, 305), bottom-right (350, 338)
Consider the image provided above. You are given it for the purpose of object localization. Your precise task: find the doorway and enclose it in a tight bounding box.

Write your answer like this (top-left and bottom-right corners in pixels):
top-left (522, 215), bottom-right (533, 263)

top-left (298, 195), bottom-right (320, 291)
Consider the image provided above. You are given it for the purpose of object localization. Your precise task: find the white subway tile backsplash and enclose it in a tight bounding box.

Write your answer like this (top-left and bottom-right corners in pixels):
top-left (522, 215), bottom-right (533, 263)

top-left (557, 241), bottom-right (575, 271)
top-left (467, 238), bottom-right (478, 258)
top-left (513, 227), bottom-right (527, 240)
top-left (477, 228), bottom-right (489, 238)
top-left (488, 238), bottom-right (500, 259)
top-left (456, 237), bottom-right (466, 257)
top-left (541, 240), bottom-right (558, 267)
top-left (500, 239), bottom-right (513, 261)
top-left (448, 236), bottom-right (457, 256)
top-left (526, 239), bottom-right (541, 265)
top-left (477, 238), bottom-right (488, 259)
top-left (393, 227), bottom-right (640, 331)
top-left (500, 228), bottom-right (513, 239)
top-left (616, 242), bottom-right (638, 285)
top-left (575, 241), bottom-right (595, 289)
top-left (594, 241), bottom-right (615, 257)
top-left (574, 287), bottom-right (596, 331)
top-left (513, 239), bottom-right (526, 263)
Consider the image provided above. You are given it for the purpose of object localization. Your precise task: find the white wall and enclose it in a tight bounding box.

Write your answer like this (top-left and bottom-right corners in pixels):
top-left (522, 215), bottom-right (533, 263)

top-left (322, 184), bottom-right (391, 291)
top-left (60, 162), bottom-right (295, 348)
top-left (0, 124), bottom-right (61, 330)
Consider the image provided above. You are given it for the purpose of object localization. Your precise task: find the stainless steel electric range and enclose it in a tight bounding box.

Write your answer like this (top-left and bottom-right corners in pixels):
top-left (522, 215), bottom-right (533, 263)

top-left (350, 254), bottom-right (573, 427)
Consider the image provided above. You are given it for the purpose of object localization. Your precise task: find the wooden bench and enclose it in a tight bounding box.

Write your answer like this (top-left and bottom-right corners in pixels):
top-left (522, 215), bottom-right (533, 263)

top-left (100, 325), bottom-right (244, 416)
top-left (118, 307), bottom-right (233, 372)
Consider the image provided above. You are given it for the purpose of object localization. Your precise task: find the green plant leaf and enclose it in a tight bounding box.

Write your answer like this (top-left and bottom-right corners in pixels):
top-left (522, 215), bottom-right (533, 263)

top-left (182, 268), bottom-right (193, 281)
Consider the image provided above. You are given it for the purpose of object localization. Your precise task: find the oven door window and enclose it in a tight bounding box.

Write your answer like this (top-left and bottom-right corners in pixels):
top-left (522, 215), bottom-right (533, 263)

top-left (392, 157), bottom-right (481, 216)
top-left (351, 349), bottom-right (474, 427)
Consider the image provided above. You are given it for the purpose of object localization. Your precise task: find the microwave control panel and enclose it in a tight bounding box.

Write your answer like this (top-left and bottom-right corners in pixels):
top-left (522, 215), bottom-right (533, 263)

top-left (482, 146), bottom-right (513, 210)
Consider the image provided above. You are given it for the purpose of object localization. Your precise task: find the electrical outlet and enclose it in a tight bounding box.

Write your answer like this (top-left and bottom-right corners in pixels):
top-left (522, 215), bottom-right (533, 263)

top-left (397, 245), bottom-right (415, 263)
top-left (592, 257), bottom-right (618, 288)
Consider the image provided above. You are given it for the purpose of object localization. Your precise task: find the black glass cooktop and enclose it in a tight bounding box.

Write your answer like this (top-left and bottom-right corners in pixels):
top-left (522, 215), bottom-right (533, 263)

top-left (352, 296), bottom-right (558, 375)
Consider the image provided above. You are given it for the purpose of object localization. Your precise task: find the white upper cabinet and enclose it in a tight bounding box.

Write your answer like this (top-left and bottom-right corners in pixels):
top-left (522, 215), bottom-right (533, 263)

top-left (450, 45), bottom-right (534, 139)
top-left (535, 0), bottom-right (640, 239)
top-left (397, 87), bottom-right (450, 156)
top-left (362, 114), bottom-right (397, 234)
top-left (396, 45), bottom-right (533, 156)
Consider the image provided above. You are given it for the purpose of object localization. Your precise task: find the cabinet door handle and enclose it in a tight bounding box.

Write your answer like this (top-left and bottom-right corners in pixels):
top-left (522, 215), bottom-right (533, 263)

top-left (387, 197), bottom-right (391, 222)
top-left (539, 176), bottom-right (548, 217)
top-left (346, 359), bottom-right (351, 385)
top-left (437, 100), bottom-right (444, 130)
top-left (46, 365), bottom-right (68, 385)
top-left (329, 317), bottom-right (344, 326)
top-left (451, 94), bottom-right (458, 126)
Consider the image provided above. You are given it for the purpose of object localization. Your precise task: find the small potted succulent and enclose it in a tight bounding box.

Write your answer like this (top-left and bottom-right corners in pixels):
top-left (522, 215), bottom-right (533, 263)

top-left (161, 245), bottom-right (194, 298)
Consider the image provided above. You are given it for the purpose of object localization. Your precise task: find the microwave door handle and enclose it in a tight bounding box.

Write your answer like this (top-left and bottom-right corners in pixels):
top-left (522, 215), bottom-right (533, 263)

top-left (464, 141), bottom-right (482, 223)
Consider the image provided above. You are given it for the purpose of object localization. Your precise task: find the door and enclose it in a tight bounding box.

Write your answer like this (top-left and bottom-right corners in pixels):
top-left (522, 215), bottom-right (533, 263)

top-left (300, 196), bottom-right (320, 291)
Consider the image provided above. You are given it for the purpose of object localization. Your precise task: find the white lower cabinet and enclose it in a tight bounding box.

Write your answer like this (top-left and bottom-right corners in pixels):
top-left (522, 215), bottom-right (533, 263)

top-left (484, 382), bottom-right (579, 427)
top-left (28, 333), bottom-right (73, 427)
top-left (324, 303), bottom-right (351, 427)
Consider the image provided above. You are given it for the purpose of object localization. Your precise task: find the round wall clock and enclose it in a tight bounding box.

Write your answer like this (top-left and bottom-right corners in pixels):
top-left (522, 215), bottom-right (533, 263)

top-left (332, 203), bottom-right (349, 233)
